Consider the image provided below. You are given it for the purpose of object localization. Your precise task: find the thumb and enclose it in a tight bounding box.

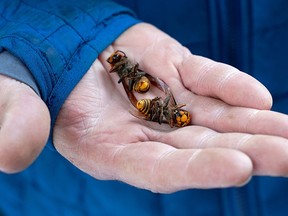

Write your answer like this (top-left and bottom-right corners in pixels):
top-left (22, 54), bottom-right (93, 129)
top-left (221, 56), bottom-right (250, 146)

top-left (0, 75), bottom-right (50, 173)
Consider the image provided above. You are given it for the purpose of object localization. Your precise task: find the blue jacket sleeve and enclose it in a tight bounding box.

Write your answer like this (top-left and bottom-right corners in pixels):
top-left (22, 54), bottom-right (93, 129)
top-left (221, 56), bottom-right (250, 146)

top-left (0, 0), bottom-right (140, 148)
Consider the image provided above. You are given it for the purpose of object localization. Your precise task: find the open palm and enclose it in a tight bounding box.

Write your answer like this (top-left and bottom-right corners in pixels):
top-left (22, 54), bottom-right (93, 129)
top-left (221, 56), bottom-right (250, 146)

top-left (1, 23), bottom-right (287, 193)
top-left (52, 23), bottom-right (288, 193)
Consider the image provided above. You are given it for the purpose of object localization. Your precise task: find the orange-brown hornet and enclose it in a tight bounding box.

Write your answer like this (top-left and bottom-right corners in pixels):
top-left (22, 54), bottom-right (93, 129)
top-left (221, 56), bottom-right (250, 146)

top-left (135, 94), bottom-right (191, 128)
top-left (107, 50), bottom-right (191, 127)
top-left (106, 50), bottom-right (150, 93)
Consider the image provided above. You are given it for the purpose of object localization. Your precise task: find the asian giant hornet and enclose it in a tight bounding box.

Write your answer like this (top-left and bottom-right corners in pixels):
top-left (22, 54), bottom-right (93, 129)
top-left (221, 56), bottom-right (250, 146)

top-left (106, 50), bottom-right (150, 93)
top-left (135, 94), bottom-right (191, 128)
top-left (107, 50), bottom-right (191, 127)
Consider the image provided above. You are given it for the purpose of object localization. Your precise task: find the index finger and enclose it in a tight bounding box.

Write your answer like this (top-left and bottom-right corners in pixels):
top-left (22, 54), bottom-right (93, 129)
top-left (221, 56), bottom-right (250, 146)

top-left (178, 55), bottom-right (272, 109)
top-left (178, 55), bottom-right (272, 110)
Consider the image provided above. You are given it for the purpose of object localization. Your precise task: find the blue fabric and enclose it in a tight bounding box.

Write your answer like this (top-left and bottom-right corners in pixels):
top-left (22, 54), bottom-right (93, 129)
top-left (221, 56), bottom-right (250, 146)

top-left (0, 0), bottom-right (139, 148)
top-left (1, 0), bottom-right (288, 215)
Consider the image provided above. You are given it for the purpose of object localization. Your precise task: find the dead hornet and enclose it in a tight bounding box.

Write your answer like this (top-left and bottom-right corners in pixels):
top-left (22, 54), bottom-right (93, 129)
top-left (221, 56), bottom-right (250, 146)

top-left (106, 50), bottom-right (150, 93)
top-left (134, 94), bottom-right (191, 128)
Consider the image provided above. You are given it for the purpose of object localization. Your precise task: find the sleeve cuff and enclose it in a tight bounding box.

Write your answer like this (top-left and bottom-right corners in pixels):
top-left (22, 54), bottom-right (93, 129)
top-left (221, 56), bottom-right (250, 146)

top-left (0, 51), bottom-right (40, 95)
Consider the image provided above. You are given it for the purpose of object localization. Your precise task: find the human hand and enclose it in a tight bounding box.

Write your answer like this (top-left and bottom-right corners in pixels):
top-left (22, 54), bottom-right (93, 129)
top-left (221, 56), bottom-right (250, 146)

top-left (0, 75), bottom-right (50, 173)
top-left (52, 23), bottom-right (288, 193)
top-left (2, 22), bottom-right (287, 193)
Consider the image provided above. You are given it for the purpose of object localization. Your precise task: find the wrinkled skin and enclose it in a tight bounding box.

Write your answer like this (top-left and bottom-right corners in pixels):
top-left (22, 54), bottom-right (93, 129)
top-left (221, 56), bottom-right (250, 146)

top-left (1, 23), bottom-right (288, 193)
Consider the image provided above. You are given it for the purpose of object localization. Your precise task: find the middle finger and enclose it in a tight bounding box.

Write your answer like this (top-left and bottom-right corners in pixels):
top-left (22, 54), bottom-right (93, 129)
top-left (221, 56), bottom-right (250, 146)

top-left (150, 125), bottom-right (288, 176)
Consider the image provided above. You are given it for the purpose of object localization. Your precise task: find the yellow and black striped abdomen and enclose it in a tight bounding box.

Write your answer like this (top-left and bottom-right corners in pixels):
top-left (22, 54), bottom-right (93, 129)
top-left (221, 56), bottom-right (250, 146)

top-left (133, 76), bottom-right (151, 93)
top-left (136, 99), bottom-right (151, 115)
